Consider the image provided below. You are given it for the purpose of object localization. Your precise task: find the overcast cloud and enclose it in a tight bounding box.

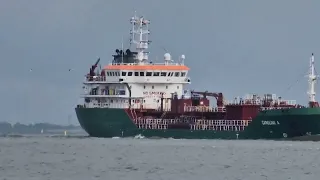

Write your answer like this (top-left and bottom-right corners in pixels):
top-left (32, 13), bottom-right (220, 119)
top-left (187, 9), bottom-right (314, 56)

top-left (1, 0), bottom-right (320, 125)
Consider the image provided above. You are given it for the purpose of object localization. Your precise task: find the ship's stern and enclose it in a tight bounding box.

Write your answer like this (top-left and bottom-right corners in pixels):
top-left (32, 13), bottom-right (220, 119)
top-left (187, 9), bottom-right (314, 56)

top-left (75, 107), bottom-right (137, 137)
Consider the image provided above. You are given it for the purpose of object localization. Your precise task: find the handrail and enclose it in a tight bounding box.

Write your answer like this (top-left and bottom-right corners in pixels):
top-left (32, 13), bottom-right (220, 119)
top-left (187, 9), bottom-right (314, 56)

top-left (80, 102), bottom-right (163, 109)
top-left (85, 76), bottom-right (107, 82)
top-left (184, 106), bottom-right (226, 112)
top-left (108, 62), bottom-right (184, 66)
top-left (224, 99), bottom-right (297, 106)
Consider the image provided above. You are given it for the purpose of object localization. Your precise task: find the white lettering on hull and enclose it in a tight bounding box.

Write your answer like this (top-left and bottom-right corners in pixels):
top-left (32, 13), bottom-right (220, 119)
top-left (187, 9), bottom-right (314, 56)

top-left (261, 120), bottom-right (280, 125)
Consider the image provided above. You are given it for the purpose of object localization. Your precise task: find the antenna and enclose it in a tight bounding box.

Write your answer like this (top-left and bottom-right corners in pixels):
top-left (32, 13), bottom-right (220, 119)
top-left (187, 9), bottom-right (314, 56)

top-left (130, 12), bottom-right (151, 64)
top-left (121, 36), bottom-right (124, 63)
top-left (180, 54), bottom-right (185, 65)
top-left (308, 53), bottom-right (318, 102)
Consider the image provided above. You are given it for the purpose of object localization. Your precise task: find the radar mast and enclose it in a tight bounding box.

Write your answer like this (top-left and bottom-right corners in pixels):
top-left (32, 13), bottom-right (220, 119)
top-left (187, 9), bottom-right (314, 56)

top-left (130, 12), bottom-right (151, 64)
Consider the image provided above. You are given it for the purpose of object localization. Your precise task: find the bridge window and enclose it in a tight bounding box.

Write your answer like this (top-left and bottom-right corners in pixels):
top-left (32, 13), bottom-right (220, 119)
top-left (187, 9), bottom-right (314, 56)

top-left (152, 86), bottom-right (154, 89)
top-left (146, 72), bottom-right (152, 76)
top-left (106, 72), bottom-right (110, 76)
top-left (181, 72), bottom-right (186, 77)
top-left (128, 72), bottom-right (133, 76)
top-left (166, 86), bottom-right (168, 89)
top-left (174, 72), bottom-right (179, 77)
top-left (144, 85), bottom-right (146, 89)
top-left (140, 72), bottom-right (145, 76)
top-left (134, 72), bottom-right (139, 76)
top-left (161, 72), bottom-right (166, 76)
top-left (122, 71), bottom-right (126, 76)
top-left (177, 86), bottom-right (179, 89)
top-left (154, 72), bottom-right (160, 76)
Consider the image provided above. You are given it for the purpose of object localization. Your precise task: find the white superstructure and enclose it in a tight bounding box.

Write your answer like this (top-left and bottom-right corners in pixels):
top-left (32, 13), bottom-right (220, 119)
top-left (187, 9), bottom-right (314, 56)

top-left (82, 13), bottom-right (191, 110)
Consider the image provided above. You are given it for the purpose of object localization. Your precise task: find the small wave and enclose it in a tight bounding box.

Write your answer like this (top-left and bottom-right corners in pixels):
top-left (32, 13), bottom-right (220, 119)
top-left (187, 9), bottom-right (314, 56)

top-left (134, 134), bottom-right (145, 139)
top-left (47, 135), bottom-right (90, 139)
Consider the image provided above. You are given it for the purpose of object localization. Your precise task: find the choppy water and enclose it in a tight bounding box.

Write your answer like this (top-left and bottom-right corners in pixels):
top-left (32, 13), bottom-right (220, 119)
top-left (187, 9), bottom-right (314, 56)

top-left (1, 136), bottom-right (320, 180)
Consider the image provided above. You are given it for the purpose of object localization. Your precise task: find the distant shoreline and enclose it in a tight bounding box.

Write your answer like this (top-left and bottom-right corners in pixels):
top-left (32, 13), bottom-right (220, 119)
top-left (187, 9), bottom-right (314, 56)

top-left (0, 122), bottom-right (83, 135)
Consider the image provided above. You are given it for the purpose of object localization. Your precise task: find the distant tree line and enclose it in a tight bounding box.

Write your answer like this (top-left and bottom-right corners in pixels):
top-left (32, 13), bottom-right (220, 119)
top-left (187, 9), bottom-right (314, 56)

top-left (0, 122), bottom-right (81, 134)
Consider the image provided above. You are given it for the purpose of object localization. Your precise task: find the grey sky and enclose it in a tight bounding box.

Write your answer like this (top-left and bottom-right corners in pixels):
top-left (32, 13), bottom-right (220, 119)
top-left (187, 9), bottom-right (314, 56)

top-left (1, 0), bottom-right (320, 125)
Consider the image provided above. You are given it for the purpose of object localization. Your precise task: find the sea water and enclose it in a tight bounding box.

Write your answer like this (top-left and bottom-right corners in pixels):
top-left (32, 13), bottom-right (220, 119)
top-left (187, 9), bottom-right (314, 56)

top-left (0, 136), bottom-right (319, 180)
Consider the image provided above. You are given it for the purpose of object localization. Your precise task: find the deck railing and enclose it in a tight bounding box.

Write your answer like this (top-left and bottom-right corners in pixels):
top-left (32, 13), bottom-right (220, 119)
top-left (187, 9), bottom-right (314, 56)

top-left (133, 118), bottom-right (252, 131)
top-left (224, 99), bottom-right (297, 106)
top-left (85, 76), bottom-right (107, 82)
top-left (184, 106), bottom-right (226, 112)
top-left (78, 103), bottom-right (142, 109)
top-left (108, 62), bottom-right (184, 66)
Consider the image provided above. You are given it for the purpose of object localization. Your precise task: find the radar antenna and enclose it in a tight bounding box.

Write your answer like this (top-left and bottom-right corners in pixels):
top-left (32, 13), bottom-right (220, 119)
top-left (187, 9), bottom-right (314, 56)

top-left (130, 12), bottom-right (151, 64)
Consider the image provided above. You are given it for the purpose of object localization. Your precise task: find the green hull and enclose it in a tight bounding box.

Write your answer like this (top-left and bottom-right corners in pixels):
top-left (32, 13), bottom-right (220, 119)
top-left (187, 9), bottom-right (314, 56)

top-left (75, 107), bottom-right (320, 140)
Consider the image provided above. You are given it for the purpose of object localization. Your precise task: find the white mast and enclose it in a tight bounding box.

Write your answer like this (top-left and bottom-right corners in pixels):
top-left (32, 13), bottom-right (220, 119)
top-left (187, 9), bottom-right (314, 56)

top-left (130, 12), bottom-right (151, 64)
top-left (308, 53), bottom-right (317, 102)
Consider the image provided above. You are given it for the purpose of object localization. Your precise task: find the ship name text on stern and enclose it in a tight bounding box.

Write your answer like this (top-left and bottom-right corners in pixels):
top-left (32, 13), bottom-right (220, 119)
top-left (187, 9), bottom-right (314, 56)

top-left (143, 91), bottom-right (166, 97)
top-left (261, 120), bottom-right (280, 125)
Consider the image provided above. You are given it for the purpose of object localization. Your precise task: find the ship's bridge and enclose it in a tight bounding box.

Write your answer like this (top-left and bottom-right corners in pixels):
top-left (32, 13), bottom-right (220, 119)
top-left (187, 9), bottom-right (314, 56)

top-left (103, 62), bottom-right (190, 84)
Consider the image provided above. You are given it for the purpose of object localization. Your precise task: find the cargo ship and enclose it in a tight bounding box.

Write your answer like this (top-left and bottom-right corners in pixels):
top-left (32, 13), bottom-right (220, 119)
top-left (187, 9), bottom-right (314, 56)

top-left (75, 13), bottom-right (320, 139)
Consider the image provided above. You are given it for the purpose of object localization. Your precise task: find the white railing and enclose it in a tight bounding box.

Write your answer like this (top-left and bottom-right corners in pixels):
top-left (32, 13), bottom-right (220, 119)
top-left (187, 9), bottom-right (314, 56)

top-left (84, 76), bottom-right (108, 83)
top-left (81, 94), bottom-right (126, 98)
top-left (80, 100), bottom-right (168, 110)
top-left (224, 99), bottom-right (262, 105)
top-left (224, 99), bottom-right (297, 106)
top-left (108, 62), bottom-right (184, 66)
top-left (260, 106), bottom-right (301, 111)
top-left (83, 102), bottom-right (143, 109)
top-left (279, 100), bottom-right (297, 105)
top-left (184, 106), bottom-right (226, 112)
top-left (133, 118), bottom-right (252, 131)
top-left (189, 124), bottom-right (246, 131)
top-left (155, 108), bottom-right (171, 112)
top-left (134, 118), bottom-right (251, 126)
